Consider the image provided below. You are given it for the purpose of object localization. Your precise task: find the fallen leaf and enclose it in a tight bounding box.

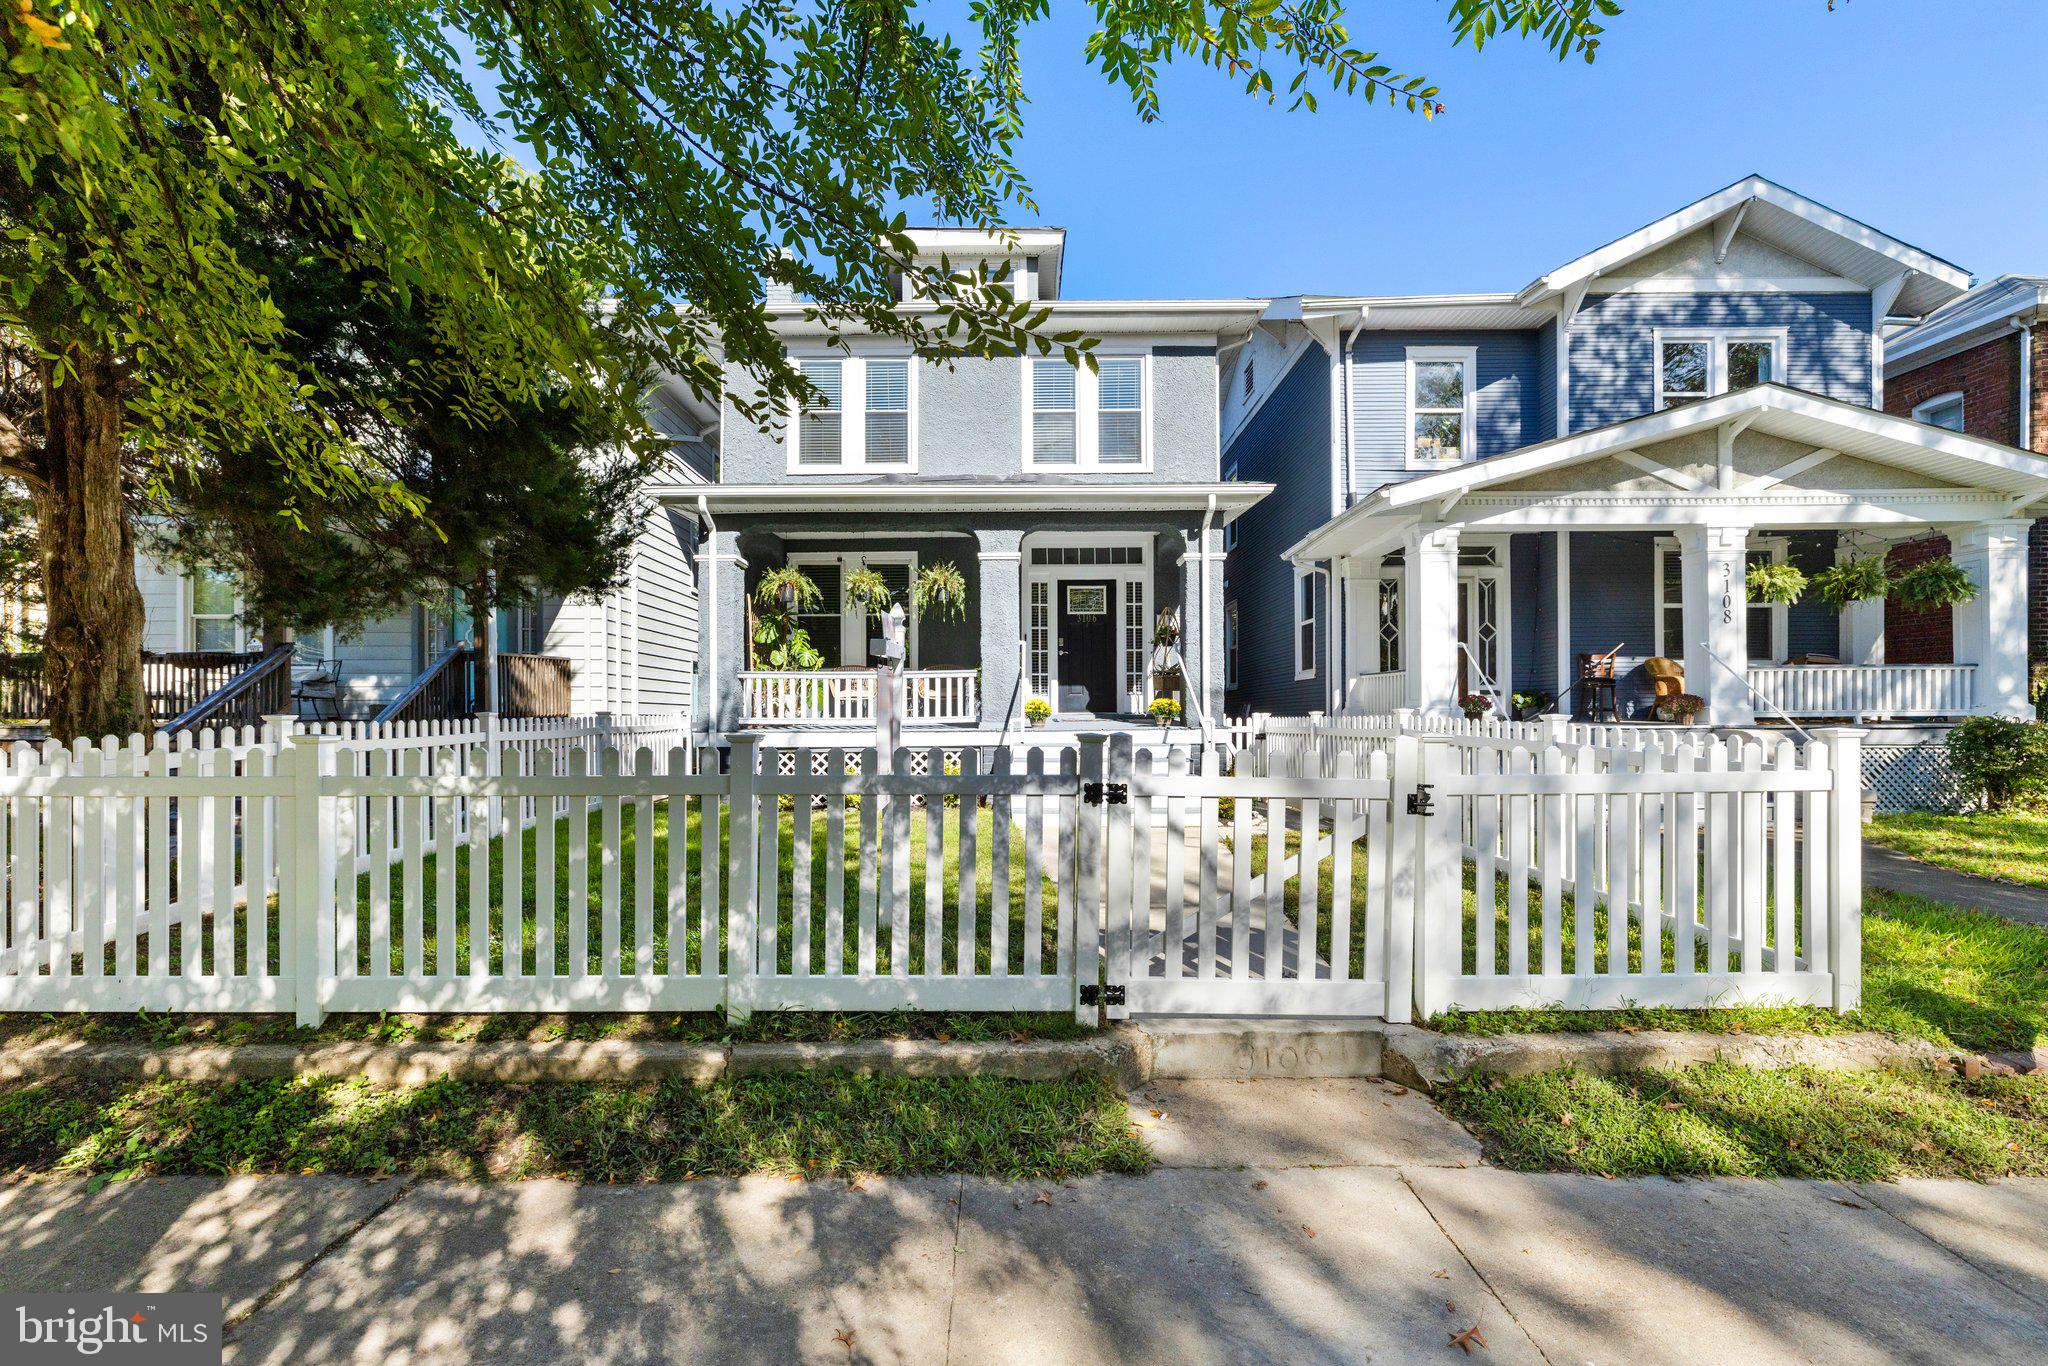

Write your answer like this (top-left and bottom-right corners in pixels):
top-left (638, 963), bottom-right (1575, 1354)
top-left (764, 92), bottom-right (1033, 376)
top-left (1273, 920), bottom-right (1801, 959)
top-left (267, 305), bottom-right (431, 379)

top-left (1449, 1324), bottom-right (1487, 1355)
top-left (1616, 1024), bottom-right (1640, 1035)
top-left (1150, 1109), bottom-right (1163, 1119)
top-left (834, 1328), bottom-right (857, 1350)
top-left (1432, 1269), bottom-right (1450, 1279)
top-left (1910, 1139), bottom-right (1933, 1154)
top-left (1832, 1198), bottom-right (1864, 1209)
top-left (1389, 1085), bottom-right (1410, 1096)
top-left (846, 1175), bottom-right (866, 1192)
top-left (1034, 1191), bottom-right (1053, 1206)
top-left (1302, 1224), bottom-right (1316, 1239)
top-left (1559, 1111), bottom-right (1574, 1128)
top-left (1444, 1299), bottom-right (1457, 1313)
top-left (1660, 1101), bottom-right (1683, 1111)
top-left (607, 1268), bottom-right (621, 1274)
top-left (1254, 1180), bottom-right (1269, 1191)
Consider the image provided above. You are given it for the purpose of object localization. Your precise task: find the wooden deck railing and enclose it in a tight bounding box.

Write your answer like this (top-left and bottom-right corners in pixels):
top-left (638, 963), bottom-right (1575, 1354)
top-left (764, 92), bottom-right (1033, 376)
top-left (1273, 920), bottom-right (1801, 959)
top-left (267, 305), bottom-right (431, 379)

top-left (161, 644), bottom-right (295, 735)
top-left (377, 648), bottom-right (575, 724)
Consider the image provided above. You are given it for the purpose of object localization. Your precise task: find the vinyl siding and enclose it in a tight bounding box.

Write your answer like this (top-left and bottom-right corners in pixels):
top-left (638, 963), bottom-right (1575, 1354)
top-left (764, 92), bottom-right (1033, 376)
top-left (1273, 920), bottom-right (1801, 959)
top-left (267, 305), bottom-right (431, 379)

top-left (1531, 320), bottom-right (1559, 446)
top-left (1784, 531), bottom-right (1841, 659)
top-left (1222, 347), bottom-right (1331, 717)
top-left (1567, 292), bottom-right (1873, 432)
top-left (1345, 330), bottom-right (1543, 495)
top-left (136, 553), bottom-right (184, 652)
top-left (1568, 532), bottom-right (1660, 715)
top-left (630, 506), bottom-right (700, 714)
top-left (1508, 533), bottom-right (1541, 696)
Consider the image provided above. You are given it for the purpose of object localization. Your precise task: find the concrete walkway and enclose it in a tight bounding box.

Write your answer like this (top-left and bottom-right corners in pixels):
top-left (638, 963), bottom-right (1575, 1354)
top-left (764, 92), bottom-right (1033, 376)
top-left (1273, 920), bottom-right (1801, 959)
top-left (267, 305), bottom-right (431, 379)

top-left (4, 1080), bottom-right (2047, 1363)
top-left (1865, 838), bottom-right (2048, 926)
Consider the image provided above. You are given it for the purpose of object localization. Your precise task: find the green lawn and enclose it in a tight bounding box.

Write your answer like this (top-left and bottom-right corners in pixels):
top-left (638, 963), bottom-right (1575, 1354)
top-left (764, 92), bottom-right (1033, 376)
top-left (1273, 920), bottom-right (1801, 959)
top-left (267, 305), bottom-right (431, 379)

top-left (1247, 828), bottom-right (2048, 1054)
top-left (18, 801), bottom-right (1083, 1047)
top-left (1867, 809), bottom-right (2048, 890)
top-left (0, 1071), bottom-right (1149, 1182)
top-left (1438, 1064), bottom-right (2048, 1180)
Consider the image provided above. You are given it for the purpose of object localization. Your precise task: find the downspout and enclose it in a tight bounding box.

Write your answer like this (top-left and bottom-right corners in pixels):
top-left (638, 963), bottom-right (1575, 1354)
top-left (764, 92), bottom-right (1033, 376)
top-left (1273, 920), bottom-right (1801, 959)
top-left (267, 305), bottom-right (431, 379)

top-left (2021, 319), bottom-right (2035, 451)
top-left (698, 494), bottom-right (718, 739)
top-left (1333, 311), bottom-right (1368, 714)
top-left (1197, 492), bottom-right (1216, 745)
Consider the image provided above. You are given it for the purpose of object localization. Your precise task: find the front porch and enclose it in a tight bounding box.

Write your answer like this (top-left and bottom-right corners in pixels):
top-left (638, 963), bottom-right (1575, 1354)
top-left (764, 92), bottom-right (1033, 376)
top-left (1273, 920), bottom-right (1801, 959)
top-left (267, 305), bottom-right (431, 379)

top-left (1295, 386), bottom-right (2048, 726)
top-left (690, 484), bottom-right (1266, 739)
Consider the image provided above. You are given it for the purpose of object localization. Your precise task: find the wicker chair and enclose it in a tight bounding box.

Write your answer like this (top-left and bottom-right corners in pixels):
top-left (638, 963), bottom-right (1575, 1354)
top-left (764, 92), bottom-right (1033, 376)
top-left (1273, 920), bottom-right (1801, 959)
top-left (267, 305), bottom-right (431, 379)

top-left (1645, 656), bottom-right (1686, 710)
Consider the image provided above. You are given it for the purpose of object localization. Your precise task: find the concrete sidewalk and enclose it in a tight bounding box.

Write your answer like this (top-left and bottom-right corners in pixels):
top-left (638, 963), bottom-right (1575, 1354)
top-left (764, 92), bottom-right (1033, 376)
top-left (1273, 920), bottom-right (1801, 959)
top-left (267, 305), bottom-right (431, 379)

top-left (1, 1081), bottom-right (2044, 1363)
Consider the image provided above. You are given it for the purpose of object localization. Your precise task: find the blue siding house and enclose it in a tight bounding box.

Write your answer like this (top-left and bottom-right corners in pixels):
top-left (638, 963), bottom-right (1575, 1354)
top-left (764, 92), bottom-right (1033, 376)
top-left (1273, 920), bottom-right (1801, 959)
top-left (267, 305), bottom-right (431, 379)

top-left (1225, 177), bottom-right (2048, 726)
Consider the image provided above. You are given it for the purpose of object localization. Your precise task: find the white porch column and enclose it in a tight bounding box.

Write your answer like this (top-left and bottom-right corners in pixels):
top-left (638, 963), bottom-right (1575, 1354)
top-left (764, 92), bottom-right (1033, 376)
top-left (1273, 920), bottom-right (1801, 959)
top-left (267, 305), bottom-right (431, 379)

top-left (1405, 525), bottom-right (1461, 715)
top-left (1837, 538), bottom-right (1886, 667)
top-left (1677, 522), bottom-right (1754, 726)
top-left (1950, 519), bottom-right (2033, 717)
top-left (1342, 557), bottom-right (1376, 712)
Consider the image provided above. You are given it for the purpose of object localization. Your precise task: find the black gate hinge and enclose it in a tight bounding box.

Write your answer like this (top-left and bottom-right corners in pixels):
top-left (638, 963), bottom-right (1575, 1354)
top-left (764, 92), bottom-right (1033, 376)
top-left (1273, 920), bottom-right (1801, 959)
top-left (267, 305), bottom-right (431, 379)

top-left (1080, 984), bottom-right (1126, 1007)
top-left (1083, 781), bottom-right (1129, 806)
top-left (1405, 784), bottom-right (1437, 817)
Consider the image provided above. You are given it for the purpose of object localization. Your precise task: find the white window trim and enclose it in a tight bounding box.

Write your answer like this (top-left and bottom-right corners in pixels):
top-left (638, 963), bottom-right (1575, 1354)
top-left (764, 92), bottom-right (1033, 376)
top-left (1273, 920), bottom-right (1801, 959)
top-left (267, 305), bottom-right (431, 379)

top-left (1911, 390), bottom-right (1966, 429)
top-left (1293, 564), bottom-right (1321, 680)
top-left (1651, 327), bottom-right (1790, 410)
top-left (788, 354), bottom-right (920, 473)
top-left (1653, 535), bottom-right (1788, 664)
top-left (184, 571), bottom-right (246, 653)
top-left (1403, 345), bottom-right (1479, 470)
top-left (1021, 354), bottom-right (1154, 472)
top-left (1222, 461), bottom-right (1239, 550)
top-left (785, 550), bottom-right (921, 667)
top-left (1224, 592), bottom-right (1239, 690)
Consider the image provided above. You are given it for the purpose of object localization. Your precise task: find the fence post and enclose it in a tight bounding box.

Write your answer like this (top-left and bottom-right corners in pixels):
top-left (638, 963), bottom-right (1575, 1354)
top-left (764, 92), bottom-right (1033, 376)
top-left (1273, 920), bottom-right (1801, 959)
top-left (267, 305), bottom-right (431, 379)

top-left (1101, 734), bottom-right (1135, 1020)
top-left (263, 712), bottom-right (298, 751)
top-left (1413, 738), bottom-right (1463, 1020)
top-left (1540, 713), bottom-right (1571, 747)
top-left (1073, 735), bottom-right (1106, 1025)
top-left (1383, 732), bottom-right (1420, 1023)
top-left (281, 734), bottom-right (336, 1028)
top-left (725, 732), bottom-right (760, 1023)
top-left (1816, 726), bottom-right (1864, 1012)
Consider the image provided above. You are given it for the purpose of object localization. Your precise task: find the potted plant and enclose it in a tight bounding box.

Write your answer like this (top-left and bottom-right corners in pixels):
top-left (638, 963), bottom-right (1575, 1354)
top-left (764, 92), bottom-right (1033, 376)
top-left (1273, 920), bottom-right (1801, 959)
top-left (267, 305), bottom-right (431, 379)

top-left (751, 567), bottom-right (824, 670)
top-left (912, 562), bottom-right (969, 621)
top-left (1025, 697), bottom-right (1051, 728)
top-left (1810, 555), bottom-right (1892, 613)
top-left (843, 566), bottom-right (895, 620)
top-left (1459, 692), bottom-right (1492, 719)
top-left (1891, 555), bottom-right (1979, 612)
top-left (1745, 559), bottom-right (1809, 606)
top-left (1148, 696), bottom-right (1182, 726)
top-left (1669, 693), bottom-right (1706, 724)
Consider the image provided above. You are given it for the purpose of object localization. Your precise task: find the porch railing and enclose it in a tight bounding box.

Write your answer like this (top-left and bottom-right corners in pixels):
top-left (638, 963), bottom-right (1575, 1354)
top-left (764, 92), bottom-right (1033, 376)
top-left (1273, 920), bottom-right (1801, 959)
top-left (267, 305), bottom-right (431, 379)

top-left (740, 668), bottom-right (979, 726)
top-left (1748, 664), bottom-right (1976, 719)
top-left (1344, 669), bottom-right (1409, 716)
top-left (162, 643), bottom-right (294, 735)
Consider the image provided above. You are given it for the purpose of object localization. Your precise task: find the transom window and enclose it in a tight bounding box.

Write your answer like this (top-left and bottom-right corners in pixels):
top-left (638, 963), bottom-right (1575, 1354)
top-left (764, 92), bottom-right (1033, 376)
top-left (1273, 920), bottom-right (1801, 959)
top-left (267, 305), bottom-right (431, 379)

top-left (1656, 331), bottom-right (1781, 409)
top-left (1405, 347), bottom-right (1477, 467)
top-left (1912, 391), bottom-right (1965, 432)
top-left (792, 356), bottom-right (918, 471)
top-left (1023, 356), bottom-right (1150, 470)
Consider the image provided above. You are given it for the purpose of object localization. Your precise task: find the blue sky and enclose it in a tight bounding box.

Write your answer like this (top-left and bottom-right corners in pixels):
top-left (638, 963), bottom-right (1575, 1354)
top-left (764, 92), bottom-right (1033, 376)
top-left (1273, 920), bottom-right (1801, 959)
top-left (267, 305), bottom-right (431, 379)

top-left (959, 0), bottom-right (2047, 302)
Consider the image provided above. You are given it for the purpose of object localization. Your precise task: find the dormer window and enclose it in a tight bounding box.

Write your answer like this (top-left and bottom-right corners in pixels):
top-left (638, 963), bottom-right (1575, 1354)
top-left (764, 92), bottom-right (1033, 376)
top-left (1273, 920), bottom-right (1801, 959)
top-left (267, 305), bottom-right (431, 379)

top-left (791, 355), bottom-right (918, 471)
top-left (1655, 330), bottom-right (1782, 409)
top-left (1405, 346), bottom-right (1477, 467)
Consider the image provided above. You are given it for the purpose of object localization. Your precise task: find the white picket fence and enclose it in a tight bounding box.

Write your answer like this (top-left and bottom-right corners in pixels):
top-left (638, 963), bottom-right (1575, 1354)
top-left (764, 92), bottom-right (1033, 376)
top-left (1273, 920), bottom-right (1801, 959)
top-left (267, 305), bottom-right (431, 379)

top-left (0, 713), bottom-right (1862, 1024)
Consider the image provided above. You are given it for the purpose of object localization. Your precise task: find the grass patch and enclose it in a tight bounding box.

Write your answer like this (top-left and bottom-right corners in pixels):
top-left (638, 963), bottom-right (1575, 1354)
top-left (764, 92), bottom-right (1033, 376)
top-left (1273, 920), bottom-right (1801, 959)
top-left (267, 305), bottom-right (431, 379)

top-left (1433, 889), bottom-right (2048, 1053)
top-left (1438, 1064), bottom-right (2048, 1180)
top-left (0, 1071), bottom-right (1149, 1183)
top-left (1867, 810), bottom-right (2048, 890)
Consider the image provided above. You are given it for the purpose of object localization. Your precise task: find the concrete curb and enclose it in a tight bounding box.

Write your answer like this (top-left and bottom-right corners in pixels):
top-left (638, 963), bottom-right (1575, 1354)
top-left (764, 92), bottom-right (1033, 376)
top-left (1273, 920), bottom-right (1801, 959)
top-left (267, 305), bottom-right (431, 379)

top-left (0, 1035), bottom-right (1148, 1088)
top-left (1378, 1024), bottom-right (1955, 1090)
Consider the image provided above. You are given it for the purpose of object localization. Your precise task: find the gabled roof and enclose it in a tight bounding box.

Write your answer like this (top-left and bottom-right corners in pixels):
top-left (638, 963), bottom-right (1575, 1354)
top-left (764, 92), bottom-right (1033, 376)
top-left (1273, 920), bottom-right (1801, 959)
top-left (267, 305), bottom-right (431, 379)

top-left (1518, 176), bottom-right (1972, 318)
top-left (1884, 274), bottom-right (2048, 373)
top-left (1287, 383), bottom-right (2048, 560)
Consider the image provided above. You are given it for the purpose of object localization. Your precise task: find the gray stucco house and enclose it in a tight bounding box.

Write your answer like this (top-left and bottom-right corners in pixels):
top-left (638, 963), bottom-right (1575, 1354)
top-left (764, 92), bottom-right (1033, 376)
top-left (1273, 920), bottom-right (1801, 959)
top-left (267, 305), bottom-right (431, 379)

top-left (685, 229), bottom-right (1268, 742)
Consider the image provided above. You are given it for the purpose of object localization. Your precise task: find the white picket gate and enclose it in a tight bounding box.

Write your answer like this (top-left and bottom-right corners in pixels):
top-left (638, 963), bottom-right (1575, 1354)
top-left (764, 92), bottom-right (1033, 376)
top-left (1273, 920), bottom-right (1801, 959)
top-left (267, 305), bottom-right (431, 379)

top-left (0, 716), bottom-right (1863, 1025)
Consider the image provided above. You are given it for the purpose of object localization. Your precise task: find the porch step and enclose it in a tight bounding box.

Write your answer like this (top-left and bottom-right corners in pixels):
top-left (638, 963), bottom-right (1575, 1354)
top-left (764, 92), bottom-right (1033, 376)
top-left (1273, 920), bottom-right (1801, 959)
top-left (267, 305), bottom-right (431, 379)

top-left (1129, 1016), bottom-right (1387, 1080)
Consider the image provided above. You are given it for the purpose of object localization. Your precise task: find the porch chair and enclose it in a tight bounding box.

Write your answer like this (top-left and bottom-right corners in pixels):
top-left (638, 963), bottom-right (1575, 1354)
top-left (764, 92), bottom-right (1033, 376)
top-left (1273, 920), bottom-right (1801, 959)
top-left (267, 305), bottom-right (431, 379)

top-left (1575, 647), bottom-right (1624, 722)
top-left (292, 655), bottom-right (345, 722)
top-left (1645, 657), bottom-right (1686, 717)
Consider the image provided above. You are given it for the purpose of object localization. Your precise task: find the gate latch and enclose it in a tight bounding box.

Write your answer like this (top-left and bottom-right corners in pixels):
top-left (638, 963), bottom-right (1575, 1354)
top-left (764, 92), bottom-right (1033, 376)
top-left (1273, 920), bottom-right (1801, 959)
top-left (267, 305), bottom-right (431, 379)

top-left (1080, 985), bottom-right (1127, 1007)
top-left (1405, 784), bottom-right (1437, 817)
top-left (1083, 781), bottom-right (1129, 806)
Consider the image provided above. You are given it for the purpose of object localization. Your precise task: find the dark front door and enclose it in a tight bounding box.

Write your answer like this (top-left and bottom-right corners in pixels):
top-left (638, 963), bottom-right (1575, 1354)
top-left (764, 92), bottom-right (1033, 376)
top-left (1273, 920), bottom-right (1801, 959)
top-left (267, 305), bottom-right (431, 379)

top-left (1056, 579), bottom-right (1118, 713)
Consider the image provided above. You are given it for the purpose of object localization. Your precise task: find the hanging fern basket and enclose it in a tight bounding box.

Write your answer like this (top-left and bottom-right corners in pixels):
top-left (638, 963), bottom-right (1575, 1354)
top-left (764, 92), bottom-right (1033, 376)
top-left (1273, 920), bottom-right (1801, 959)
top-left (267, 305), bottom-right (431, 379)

top-left (1809, 556), bottom-right (1892, 614)
top-left (1744, 559), bottom-right (1809, 606)
top-left (1891, 556), bottom-right (1979, 611)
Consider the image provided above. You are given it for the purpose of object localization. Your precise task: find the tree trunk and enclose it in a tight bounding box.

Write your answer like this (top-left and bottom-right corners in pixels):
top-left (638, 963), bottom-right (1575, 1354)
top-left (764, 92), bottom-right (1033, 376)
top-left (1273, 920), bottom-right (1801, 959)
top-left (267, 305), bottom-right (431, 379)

top-left (34, 349), bottom-right (146, 741)
top-left (464, 576), bottom-right (497, 714)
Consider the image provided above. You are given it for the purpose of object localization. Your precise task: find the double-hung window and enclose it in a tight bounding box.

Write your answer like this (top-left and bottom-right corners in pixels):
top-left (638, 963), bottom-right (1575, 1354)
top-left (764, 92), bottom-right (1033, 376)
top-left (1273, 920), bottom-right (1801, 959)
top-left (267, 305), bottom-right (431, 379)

top-left (190, 570), bottom-right (239, 652)
top-left (1023, 355), bottom-right (1149, 469)
top-left (1097, 359), bottom-right (1144, 464)
top-left (1655, 331), bottom-right (1782, 409)
top-left (1031, 360), bottom-right (1077, 464)
top-left (1406, 347), bottom-right (1477, 467)
top-left (1654, 537), bottom-right (1788, 665)
top-left (792, 356), bottom-right (917, 470)
top-left (1293, 566), bottom-right (1320, 680)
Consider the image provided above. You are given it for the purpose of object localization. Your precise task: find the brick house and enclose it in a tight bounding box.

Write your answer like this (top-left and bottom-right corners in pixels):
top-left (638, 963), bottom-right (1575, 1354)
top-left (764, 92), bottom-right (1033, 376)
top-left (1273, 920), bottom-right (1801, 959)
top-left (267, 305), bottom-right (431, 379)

top-left (1883, 276), bottom-right (2048, 690)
